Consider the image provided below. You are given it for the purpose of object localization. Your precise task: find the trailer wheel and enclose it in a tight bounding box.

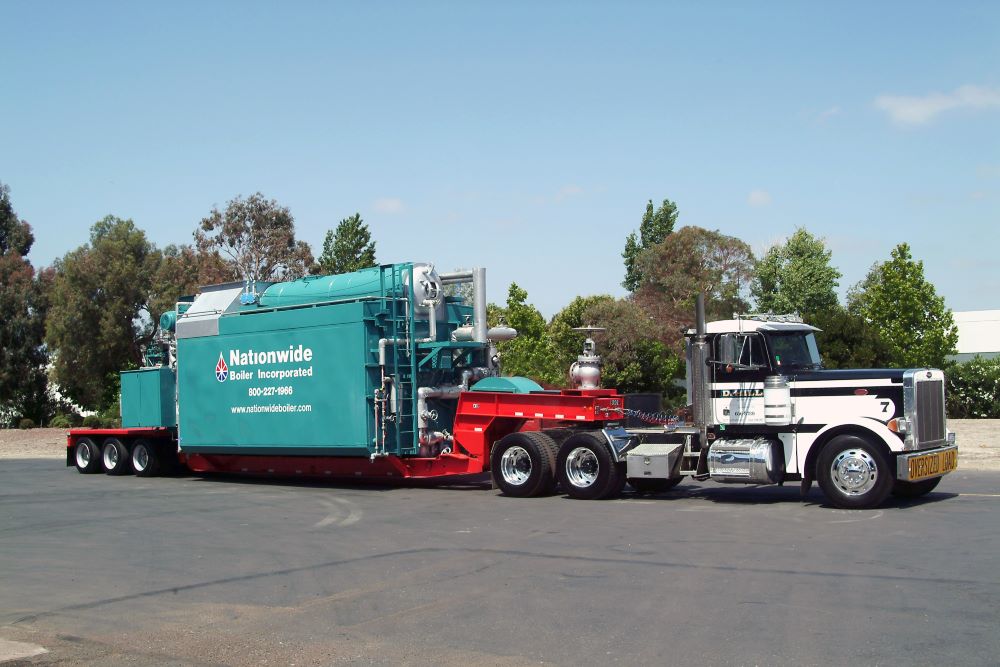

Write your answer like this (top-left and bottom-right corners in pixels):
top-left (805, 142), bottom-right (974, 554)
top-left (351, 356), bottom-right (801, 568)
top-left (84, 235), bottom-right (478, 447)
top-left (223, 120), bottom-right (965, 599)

top-left (101, 438), bottom-right (132, 475)
top-left (816, 435), bottom-right (892, 509)
top-left (629, 477), bottom-right (682, 495)
top-left (892, 476), bottom-right (942, 499)
top-left (491, 432), bottom-right (558, 497)
top-left (74, 438), bottom-right (102, 474)
top-left (556, 432), bottom-right (624, 500)
top-left (131, 439), bottom-right (161, 478)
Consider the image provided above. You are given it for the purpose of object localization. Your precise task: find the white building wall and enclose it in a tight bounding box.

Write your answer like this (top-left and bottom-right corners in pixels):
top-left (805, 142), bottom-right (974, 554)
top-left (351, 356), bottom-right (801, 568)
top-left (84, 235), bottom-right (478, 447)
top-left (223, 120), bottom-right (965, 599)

top-left (953, 310), bottom-right (1000, 360)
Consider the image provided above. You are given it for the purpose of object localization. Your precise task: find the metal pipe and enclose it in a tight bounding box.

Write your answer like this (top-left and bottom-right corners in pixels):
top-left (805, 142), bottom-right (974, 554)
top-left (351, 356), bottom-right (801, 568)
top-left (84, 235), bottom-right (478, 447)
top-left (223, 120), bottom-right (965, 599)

top-left (416, 302), bottom-right (437, 343)
top-left (378, 338), bottom-right (405, 366)
top-left (435, 268), bottom-right (487, 344)
top-left (438, 270), bottom-right (474, 284)
top-left (472, 267), bottom-right (487, 344)
top-left (696, 293), bottom-right (706, 338)
top-left (416, 382), bottom-right (465, 445)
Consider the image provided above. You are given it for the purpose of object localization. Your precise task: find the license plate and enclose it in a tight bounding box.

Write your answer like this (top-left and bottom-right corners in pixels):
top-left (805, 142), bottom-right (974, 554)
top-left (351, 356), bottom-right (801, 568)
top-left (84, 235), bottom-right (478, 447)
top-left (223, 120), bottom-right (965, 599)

top-left (907, 449), bottom-right (958, 481)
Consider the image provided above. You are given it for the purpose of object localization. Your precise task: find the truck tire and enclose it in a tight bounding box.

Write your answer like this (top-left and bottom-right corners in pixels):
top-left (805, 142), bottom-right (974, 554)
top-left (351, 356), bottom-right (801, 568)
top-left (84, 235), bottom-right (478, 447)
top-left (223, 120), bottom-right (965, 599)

top-left (629, 477), bottom-right (682, 495)
top-left (102, 438), bottom-right (132, 475)
top-left (556, 431), bottom-right (624, 500)
top-left (131, 439), bottom-right (162, 478)
top-left (491, 432), bottom-right (558, 497)
top-left (74, 437), bottom-right (102, 474)
top-left (892, 476), bottom-right (942, 498)
top-left (816, 435), bottom-right (893, 509)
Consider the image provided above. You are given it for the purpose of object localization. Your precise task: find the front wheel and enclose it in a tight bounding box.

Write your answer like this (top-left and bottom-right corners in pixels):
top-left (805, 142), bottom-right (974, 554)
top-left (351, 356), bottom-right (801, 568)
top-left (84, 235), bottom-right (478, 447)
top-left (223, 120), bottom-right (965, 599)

top-left (490, 432), bottom-right (558, 497)
top-left (816, 435), bottom-right (893, 509)
top-left (556, 432), bottom-right (625, 500)
top-left (892, 476), bottom-right (942, 498)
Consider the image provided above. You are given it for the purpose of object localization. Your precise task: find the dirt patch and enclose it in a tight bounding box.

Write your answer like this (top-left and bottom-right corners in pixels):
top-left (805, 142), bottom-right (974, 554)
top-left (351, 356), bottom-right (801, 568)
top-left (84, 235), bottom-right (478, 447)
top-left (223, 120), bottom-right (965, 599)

top-left (0, 428), bottom-right (67, 460)
top-left (2, 422), bottom-right (997, 470)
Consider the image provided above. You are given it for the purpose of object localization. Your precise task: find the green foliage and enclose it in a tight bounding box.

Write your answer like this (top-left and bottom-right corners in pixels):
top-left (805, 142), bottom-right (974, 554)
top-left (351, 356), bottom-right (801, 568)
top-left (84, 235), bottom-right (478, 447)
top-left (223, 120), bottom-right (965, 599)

top-left (547, 294), bottom-right (617, 370)
top-left (49, 413), bottom-right (77, 429)
top-left (150, 244), bottom-right (231, 323)
top-left (578, 298), bottom-right (684, 399)
top-left (946, 356), bottom-right (1000, 418)
top-left (0, 183), bottom-right (35, 256)
top-left (46, 217), bottom-right (158, 411)
top-left (810, 307), bottom-right (895, 369)
top-left (635, 225), bottom-right (756, 349)
top-left (847, 243), bottom-right (957, 368)
top-left (752, 228), bottom-right (841, 316)
top-left (622, 199), bottom-right (678, 292)
top-left (318, 213), bottom-right (377, 275)
top-left (0, 182), bottom-right (51, 426)
top-left (491, 283), bottom-right (565, 386)
top-left (195, 193), bottom-right (314, 283)
top-left (82, 415), bottom-right (103, 428)
top-left (18, 418), bottom-right (36, 429)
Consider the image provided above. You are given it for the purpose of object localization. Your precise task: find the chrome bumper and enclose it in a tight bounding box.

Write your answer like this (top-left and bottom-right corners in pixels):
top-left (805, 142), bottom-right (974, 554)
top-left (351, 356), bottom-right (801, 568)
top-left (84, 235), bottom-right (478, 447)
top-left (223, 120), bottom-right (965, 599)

top-left (896, 442), bottom-right (958, 482)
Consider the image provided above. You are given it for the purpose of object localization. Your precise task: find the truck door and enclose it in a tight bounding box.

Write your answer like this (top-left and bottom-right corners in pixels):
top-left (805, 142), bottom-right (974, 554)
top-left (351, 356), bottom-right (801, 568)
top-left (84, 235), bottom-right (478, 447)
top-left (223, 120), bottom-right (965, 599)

top-left (713, 333), bottom-right (769, 425)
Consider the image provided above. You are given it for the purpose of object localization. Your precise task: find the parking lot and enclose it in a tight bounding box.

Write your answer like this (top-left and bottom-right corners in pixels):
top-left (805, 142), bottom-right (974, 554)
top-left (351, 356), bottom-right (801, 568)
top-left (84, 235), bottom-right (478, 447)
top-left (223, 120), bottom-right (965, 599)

top-left (1, 459), bottom-right (999, 665)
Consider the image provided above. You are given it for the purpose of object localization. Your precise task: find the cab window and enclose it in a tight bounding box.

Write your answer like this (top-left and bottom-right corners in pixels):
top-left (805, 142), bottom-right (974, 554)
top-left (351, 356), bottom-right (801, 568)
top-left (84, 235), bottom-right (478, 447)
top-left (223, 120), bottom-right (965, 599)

top-left (715, 333), bottom-right (768, 372)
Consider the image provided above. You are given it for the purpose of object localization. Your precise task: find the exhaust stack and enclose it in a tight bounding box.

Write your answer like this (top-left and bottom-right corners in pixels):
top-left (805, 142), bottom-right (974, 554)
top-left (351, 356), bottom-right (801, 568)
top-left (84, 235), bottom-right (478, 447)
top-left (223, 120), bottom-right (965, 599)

top-left (690, 294), bottom-right (713, 437)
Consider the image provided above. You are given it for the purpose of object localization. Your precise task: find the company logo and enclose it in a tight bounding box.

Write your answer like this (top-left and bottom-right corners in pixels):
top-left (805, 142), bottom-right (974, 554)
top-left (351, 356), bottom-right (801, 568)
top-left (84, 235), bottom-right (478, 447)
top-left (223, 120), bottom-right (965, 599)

top-left (216, 353), bottom-right (229, 382)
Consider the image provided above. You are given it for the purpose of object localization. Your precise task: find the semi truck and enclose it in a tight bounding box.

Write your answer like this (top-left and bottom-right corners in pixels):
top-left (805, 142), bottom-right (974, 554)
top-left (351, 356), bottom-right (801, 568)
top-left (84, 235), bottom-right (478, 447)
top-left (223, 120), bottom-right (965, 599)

top-left (66, 262), bottom-right (958, 509)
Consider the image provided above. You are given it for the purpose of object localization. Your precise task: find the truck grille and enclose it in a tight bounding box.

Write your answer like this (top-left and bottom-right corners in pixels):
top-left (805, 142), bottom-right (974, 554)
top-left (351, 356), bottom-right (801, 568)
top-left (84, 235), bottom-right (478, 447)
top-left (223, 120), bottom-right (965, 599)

top-left (914, 379), bottom-right (945, 446)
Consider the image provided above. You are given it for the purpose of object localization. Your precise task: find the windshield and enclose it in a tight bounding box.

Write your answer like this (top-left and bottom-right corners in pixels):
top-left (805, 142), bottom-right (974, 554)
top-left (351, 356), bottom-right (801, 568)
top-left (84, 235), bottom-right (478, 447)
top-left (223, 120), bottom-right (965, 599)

top-left (767, 332), bottom-right (822, 369)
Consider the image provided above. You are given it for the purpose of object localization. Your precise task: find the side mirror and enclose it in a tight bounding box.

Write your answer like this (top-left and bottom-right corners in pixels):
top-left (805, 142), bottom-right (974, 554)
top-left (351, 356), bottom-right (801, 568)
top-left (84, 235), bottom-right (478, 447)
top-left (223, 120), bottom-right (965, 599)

top-left (718, 333), bottom-right (738, 365)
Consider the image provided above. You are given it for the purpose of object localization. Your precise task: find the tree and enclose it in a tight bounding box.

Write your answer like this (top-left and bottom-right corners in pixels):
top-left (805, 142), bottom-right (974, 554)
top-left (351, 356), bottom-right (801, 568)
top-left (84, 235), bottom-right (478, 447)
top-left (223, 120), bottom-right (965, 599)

top-left (149, 244), bottom-right (231, 321)
top-left (810, 307), bottom-right (894, 369)
top-left (547, 294), bottom-right (617, 372)
top-left (634, 226), bottom-right (756, 348)
top-left (847, 243), bottom-right (957, 368)
top-left (317, 213), bottom-right (377, 275)
top-left (46, 216), bottom-right (160, 411)
top-left (490, 283), bottom-right (564, 386)
top-left (572, 297), bottom-right (684, 399)
top-left (622, 198), bottom-right (678, 291)
top-left (752, 228), bottom-right (841, 316)
top-left (0, 183), bottom-right (50, 425)
top-left (195, 193), bottom-right (314, 284)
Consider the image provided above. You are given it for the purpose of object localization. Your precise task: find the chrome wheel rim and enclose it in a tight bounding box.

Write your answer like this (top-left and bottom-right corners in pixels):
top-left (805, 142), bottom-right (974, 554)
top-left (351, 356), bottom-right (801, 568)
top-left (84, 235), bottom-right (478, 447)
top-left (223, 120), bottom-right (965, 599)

top-left (103, 444), bottom-right (119, 470)
top-left (76, 443), bottom-right (91, 468)
top-left (830, 449), bottom-right (878, 496)
top-left (133, 445), bottom-right (148, 472)
top-left (500, 446), bottom-right (532, 485)
top-left (564, 447), bottom-right (599, 488)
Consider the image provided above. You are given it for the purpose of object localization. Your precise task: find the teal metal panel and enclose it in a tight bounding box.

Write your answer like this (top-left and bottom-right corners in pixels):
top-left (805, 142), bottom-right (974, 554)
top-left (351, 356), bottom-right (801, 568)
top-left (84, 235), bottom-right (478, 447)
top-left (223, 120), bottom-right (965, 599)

top-left (177, 301), bottom-right (374, 455)
top-left (120, 367), bottom-right (176, 427)
top-left (258, 265), bottom-right (391, 308)
top-left (168, 261), bottom-right (490, 459)
top-left (470, 377), bottom-right (544, 394)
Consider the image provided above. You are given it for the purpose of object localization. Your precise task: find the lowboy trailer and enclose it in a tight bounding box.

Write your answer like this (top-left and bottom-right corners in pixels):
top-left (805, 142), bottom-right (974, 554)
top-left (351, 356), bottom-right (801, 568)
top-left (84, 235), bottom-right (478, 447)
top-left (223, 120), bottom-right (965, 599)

top-left (67, 262), bottom-right (958, 509)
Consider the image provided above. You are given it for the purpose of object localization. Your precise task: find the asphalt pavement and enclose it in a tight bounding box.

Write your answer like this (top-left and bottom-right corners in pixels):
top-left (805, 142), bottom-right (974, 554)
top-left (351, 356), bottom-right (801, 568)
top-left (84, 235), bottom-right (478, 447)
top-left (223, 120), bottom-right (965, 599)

top-left (1, 460), bottom-right (998, 666)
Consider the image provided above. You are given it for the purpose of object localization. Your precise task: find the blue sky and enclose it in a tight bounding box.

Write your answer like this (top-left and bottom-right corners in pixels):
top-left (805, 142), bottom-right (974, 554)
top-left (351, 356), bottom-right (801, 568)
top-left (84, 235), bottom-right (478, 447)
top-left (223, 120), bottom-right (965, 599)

top-left (2, 1), bottom-right (998, 317)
